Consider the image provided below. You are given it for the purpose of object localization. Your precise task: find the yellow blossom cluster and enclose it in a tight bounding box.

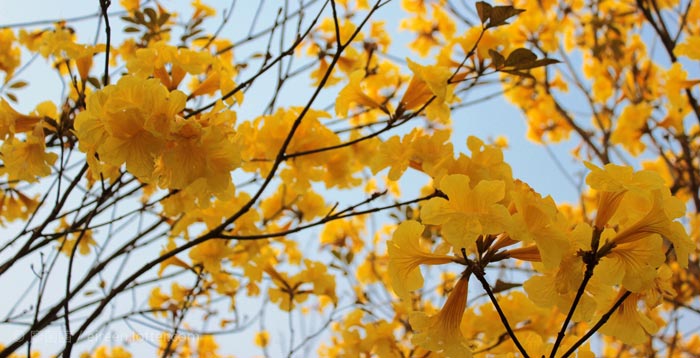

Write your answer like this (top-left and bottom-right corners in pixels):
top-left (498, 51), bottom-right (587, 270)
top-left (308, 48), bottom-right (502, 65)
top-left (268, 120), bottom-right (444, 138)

top-left (1, 0), bottom-right (699, 357)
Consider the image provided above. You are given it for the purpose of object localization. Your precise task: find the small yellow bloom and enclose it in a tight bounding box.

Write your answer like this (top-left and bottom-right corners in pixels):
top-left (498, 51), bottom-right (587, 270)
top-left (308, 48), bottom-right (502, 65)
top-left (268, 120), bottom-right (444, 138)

top-left (387, 220), bottom-right (454, 298)
top-left (148, 287), bottom-right (170, 316)
top-left (508, 182), bottom-right (569, 268)
top-left (599, 292), bottom-right (658, 345)
top-left (399, 58), bottom-right (453, 123)
top-left (335, 70), bottom-right (383, 117)
top-left (192, 0), bottom-right (216, 18)
top-left (157, 239), bottom-right (191, 276)
top-left (0, 98), bottom-right (42, 139)
top-left (585, 161), bottom-right (666, 228)
top-left (675, 34), bottom-right (700, 60)
top-left (197, 335), bottom-right (219, 357)
top-left (0, 29), bottom-right (21, 81)
top-left (410, 274), bottom-right (472, 357)
top-left (189, 239), bottom-right (234, 273)
top-left (421, 174), bottom-right (511, 249)
top-left (610, 102), bottom-right (652, 155)
top-left (254, 331), bottom-right (270, 348)
top-left (1, 127), bottom-right (58, 183)
top-left (120, 0), bottom-right (140, 12)
top-left (57, 229), bottom-right (97, 257)
top-left (609, 190), bottom-right (693, 267)
top-left (94, 345), bottom-right (132, 358)
top-left (267, 269), bottom-right (309, 311)
top-left (599, 232), bottom-right (665, 292)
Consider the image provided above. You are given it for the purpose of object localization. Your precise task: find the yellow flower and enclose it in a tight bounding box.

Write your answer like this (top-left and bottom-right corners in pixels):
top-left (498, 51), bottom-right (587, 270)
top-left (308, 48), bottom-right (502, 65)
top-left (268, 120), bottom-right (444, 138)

top-left (335, 70), bottom-right (384, 117)
top-left (610, 102), bottom-right (653, 156)
top-left (387, 220), bottom-right (454, 299)
top-left (0, 29), bottom-right (21, 81)
top-left (585, 162), bottom-right (665, 193)
top-left (156, 331), bottom-right (189, 357)
top-left (212, 271), bottom-right (239, 297)
top-left (400, 7), bottom-right (451, 57)
top-left (1, 127), bottom-right (58, 183)
top-left (87, 345), bottom-right (132, 358)
top-left (197, 335), bottom-right (219, 358)
top-left (0, 98), bottom-right (42, 139)
top-left (192, 0), bottom-right (216, 18)
top-left (157, 239), bottom-right (191, 276)
top-left (504, 244), bottom-right (542, 262)
top-left (57, 229), bottom-right (97, 257)
top-left (421, 174), bottom-right (511, 249)
top-left (399, 59), bottom-right (454, 123)
top-left (370, 130), bottom-right (418, 181)
top-left (508, 181), bottom-right (569, 268)
top-left (1, 189), bottom-right (38, 222)
top-left (155, 116), bottom-right (241, 193)
top-left (189, 239), bottom-right (234, 273)
top-left (296, 190), bottom-right (328, 221)
top-left (450, 136), bottom-right (514, 190)
top-left (401, 0), bottom-right (426, 14)
top-left (335, 0), bottom-right (369, 10)
top-left (318, 17), bottom-right (364, 46)
top-left (584, 161), bottom-right (666, 228)
top-left (267, 269), bottom-right (309, 311)
top-left (120, 0), bottom-right (140, 12)
top-left (300, 259), bottom-right (337, 304)
top-left (75, 76), bottom-right (187, 181)
top-left (35, 25), bottom-right (76, 59)
top-left (148, 287), bottom-right (170, 316)
top-left (598, 230), bottom-right (665, 292)
top-left (64, 43), bottom-right (105, 81)
top-left (599, 292), bottom-right (658, 345)
top-left (674, 34), bottom-right (700, 60)
top-left (660, 63), bottom-right (697, 130)
top-left (523, 224), bottom-right (613, 323)
top-left (524, 255), bottom-right (600, 323)
top-left (409, 128), bottom-right (454, 180)
top-left (320, 217), bottom-right (364, 252)
top-left (610, 190), bottom-right (693, 267)
top-left (254, 331), bottom-right (270, 348)
top-left (410, 274), bottom-right (472, 358)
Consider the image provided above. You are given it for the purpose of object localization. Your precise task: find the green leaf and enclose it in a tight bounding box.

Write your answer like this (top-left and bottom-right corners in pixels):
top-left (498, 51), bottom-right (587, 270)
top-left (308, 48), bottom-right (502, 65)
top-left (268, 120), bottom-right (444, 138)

top-left (143, 8), bottom-right (158, 25)
top-left (124, 27), bottom-right (141, 33)
top-left (475, 1), bottom-right (492, 24)
top-left (133, 11), bottom-right (145, 24)
top-left (500, 69), bottom-right (535, 79)
top-left (492, 280), bottom-right (522, 293)
top-left (505, 48), bottom-right (537, 67)
top-left (5, 92), bottom-right (18, 103)
top-left (345, 251), bottom-right (354, 264)
top-left (487, 5), bottom-right (525, 28)
top-left (120, 16), bottom-right (140, 25)
top-left (489, 49), bottom-right (505, 69)
top-left (9, 81), bottom-right (28, 89)
top-left (87, 76), bottom-right (102, 89)
top-left (405, 206), bottom-right (413, 220)
top-left (513, 58), bottom-right (560, 70)
top-left (158, 12), bottom-right (171, 27)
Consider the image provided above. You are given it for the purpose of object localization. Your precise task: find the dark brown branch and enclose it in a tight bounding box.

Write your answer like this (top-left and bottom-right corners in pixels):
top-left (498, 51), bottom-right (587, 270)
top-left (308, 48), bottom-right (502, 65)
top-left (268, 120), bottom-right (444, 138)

top-left (99, 0), bottom-right (112, 86)
top-left (561, 291), bottom-right (632, 358)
